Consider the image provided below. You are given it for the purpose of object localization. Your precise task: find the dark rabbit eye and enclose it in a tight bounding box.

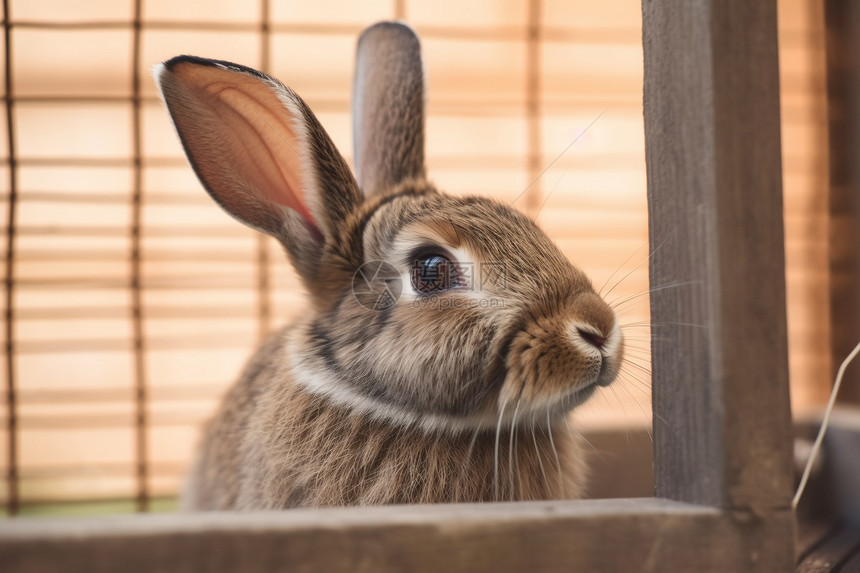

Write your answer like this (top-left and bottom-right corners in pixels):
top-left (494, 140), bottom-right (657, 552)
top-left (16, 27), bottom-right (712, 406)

top-left (411, 253), bottom-right (460, 293)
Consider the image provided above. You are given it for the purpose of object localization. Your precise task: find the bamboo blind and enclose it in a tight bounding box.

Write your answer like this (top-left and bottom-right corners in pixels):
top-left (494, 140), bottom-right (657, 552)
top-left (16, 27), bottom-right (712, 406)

top-left (0, 0), bottom-right (829, 515)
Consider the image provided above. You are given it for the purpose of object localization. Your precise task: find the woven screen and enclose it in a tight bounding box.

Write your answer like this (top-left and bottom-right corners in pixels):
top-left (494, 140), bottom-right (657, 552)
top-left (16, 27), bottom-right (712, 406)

top-left (0, 0), bottom-right (829, 514)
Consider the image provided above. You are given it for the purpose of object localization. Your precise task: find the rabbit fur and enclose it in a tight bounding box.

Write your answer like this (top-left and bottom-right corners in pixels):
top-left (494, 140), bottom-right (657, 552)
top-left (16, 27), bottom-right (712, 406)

top-left (155, 22), bottom-right (623, 510)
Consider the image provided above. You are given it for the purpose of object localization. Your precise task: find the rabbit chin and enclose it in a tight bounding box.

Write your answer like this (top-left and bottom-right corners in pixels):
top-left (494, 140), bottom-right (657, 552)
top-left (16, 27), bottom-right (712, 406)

top-left (287, 329), bottom-right (600, 435)
top-left (552, 383), bottom-right (599, 414)
top-left (495, 380), bottom-right (602, 424)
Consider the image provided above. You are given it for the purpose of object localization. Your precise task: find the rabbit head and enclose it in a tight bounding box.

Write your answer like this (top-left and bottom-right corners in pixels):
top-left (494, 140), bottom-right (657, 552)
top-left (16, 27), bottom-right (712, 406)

top-left (155, 22), bottom-right (622, 439)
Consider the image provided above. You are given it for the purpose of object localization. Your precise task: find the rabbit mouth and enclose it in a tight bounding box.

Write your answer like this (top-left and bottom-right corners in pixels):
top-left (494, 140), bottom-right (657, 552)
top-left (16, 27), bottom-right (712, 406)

top-left (594, 355), bottom-right (617, 387)
top-left (543, 353), bottom-right (621, 414)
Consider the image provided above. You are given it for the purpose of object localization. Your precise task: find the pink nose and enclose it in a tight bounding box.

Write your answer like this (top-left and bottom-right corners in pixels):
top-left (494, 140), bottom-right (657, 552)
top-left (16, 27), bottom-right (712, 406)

top-left (578, 329), bottom-right (607, 349)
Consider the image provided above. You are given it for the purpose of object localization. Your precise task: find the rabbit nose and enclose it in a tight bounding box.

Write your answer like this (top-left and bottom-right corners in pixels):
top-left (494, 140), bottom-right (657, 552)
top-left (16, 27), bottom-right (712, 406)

top-left (577, 328), bottom-right (607, 350)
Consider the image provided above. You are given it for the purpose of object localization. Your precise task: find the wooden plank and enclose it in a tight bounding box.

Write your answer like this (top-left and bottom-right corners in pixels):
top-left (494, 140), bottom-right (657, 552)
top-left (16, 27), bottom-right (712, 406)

top-left (2, 0), bottom-right (20, 517)
top-left (793, 409), bottom-right (860, 529)
top-left (820, 409), bottom-right (860, 527)
top-left (642, 0), bottom-right (794, 515)
top-left (0, 498), bottom-right (795, 573)
top-left (129, 0), bottom-right (149, 515)
top-left (795, 520), bottom-right (838, 565)
top-left (796, 525), bottom-right (860, 572)
top-left (825, 0), bottom-right (860, 405)
top-left (833, 543), bottom-right (860, 572)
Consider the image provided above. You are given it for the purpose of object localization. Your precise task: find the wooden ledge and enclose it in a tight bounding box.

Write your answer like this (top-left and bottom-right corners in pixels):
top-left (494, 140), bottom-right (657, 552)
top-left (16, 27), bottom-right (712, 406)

top-left (1, 498), bottom-right (794, 573)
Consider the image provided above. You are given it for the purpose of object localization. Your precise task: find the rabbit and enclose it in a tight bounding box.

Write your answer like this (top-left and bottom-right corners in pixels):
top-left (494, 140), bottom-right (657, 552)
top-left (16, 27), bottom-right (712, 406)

top-left (155, 21), bottom-right (623, 510)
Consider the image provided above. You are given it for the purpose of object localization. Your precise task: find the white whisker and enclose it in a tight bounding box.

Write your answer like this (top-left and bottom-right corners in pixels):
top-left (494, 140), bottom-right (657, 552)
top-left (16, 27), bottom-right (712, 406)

top-left (600, 233), bottom-right (675, 300)
top-left (621, 358), bottom-right (652, 378)
top-left (494, 402), bottom-right (506, 502)
top-left (508, 397), bottom-right (522, 502)
top-left (513, 109), bottom-right (607, 209)
top-left (563, 415), bottom-right (602, 458)
top-left (458, 426), bottom-right (481, 501)
top-left (608, 280), bottom-right (702, 310)
top-left (530, 411), bottom-right (548, 495)
top-left (546, 405), bottom-right (563, 496)
top-left (598, 239), bottom-right (650, 296)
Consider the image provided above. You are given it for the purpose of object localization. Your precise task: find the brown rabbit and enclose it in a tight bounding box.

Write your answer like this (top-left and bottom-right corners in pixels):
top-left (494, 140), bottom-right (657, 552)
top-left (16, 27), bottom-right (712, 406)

top-left (155, 22), bottom-right (623, 510)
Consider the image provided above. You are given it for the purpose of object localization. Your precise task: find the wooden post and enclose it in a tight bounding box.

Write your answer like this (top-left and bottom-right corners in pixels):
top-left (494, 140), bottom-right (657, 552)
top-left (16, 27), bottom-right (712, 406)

top-left (2, 0), bottom-right (18, 517)
top-left (825, 0), bottom-right (860, 405)
top-left (643, 0), bottom-right (795, 522)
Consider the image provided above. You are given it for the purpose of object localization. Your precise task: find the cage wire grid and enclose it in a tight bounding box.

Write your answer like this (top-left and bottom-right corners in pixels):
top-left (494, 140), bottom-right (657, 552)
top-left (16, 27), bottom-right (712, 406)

top-left (0, 0), bottom-right (827, 516)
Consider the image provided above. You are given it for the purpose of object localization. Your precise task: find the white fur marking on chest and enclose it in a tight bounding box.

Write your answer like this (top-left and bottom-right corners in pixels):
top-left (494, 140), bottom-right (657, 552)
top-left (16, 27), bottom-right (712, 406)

top-left (286, 327), bottom-right (495, 434)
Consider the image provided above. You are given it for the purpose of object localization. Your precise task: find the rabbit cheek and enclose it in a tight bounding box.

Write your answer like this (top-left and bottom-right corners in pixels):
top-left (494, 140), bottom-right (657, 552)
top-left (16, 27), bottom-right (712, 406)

top-left (500, 320), bottom-right (603, 409)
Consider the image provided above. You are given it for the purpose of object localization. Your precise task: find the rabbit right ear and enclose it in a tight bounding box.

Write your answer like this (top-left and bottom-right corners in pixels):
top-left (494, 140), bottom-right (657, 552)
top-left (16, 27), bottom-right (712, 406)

top-left (155, 56), bottom-right (362, 280)
top-left (353, 22), bottom-right (426, 198)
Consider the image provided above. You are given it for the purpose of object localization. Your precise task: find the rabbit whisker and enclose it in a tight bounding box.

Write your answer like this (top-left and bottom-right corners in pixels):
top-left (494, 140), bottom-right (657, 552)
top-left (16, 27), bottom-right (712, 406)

top-left (621, 356), bottom-right (651, 378)
top-left (647, 321), bottom-right (707, 330)
top-left (621, 347), bottom-right (654, 357)
top-left (616, 383), bottom-right (653, 440)
top-left (511, 109), bottom-right (607, 209)
top-left (458, 426), bottom-right (481, 502)
top-left (608, 280), bottom-right (702, 310)
top-left (494, 402), bottom-right (506, 502)
top-left (616, 373), bottom-right (651, 398)
top-left (509, 395), bottom-right (523, 501)
top-left (530, 410), bottom-right (548, 496)
top-left (599, 232), bottom-right (673, 299)
top-left (622, 340), bottom-right (653, 350)
top-left (546, 405), bottom-right (563, 497)
top-left (600, 383), bottom-right (626, 420)
top-left (618, 364), bottom-right (651, 384)
top-left (563, 415), bottom-right (600, 455)
top-left (619, 321), bottom-right (653, 329)
top-left (536, 111), bottom-right (610, 219)
top-left (621, 358), bottom-right (653, 378)
top-left (597, 239), bottom-right (650, 297)
top-left (622, 352), bottom-right (652, 366)
top-left (601, 258), bottom-right (649, 302)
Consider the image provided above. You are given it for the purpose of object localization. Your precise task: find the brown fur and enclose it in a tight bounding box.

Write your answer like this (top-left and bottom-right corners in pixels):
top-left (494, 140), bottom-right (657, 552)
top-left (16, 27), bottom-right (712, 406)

top-left (183, 326), bottom-right (586, 510)
top-left (353, 22), bottom-right (426, 197)
top-left (158, 23), bottom-right (622, 511)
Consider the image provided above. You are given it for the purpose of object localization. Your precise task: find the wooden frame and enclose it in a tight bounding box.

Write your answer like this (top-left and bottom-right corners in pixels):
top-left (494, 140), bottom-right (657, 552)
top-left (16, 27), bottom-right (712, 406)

top-left (1, 499), bottom-right (793, 572)
top-left (0, 1), bottom-right (797, 571)
top-left (644, 0), bottom-right (793, 511)
top-left (825, 0), bottom-right (860, 404)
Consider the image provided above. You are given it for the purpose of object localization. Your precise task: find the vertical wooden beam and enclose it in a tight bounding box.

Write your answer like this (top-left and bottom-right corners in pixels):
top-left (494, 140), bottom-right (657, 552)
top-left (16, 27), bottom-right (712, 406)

top-left (2, 0), bottom-right (18, 517)
top-left (825, 0), bottom-right (860, 405)
top-left (130, 0), bottom-right (149, 512)
top-left (256, 0), bottom-right (272, 342)
top-left (524, 0), bottom-right (542, 217)
top-left (642, 0), bottom-right (794, 520)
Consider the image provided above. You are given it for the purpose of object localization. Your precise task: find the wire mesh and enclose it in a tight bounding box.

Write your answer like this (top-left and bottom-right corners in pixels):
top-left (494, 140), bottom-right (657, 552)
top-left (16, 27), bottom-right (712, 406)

top-left (0, 0), bottom-right (830, 515)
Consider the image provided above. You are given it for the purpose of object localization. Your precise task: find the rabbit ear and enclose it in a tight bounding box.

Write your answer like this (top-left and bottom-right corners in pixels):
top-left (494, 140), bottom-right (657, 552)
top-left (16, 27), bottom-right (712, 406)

top-left (155, 56), bottom-right (362, 278)
top-left (353, 22), bottom-right (426, 198)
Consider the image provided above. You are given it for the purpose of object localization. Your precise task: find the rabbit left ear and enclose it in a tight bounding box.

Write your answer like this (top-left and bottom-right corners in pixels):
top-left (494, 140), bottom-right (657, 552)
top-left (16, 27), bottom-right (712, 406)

top-left (155, 56), bottom-right (363, 279)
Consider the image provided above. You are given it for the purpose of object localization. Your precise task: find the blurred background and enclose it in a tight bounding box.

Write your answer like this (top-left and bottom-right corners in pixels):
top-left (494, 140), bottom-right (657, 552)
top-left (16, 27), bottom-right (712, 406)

top-left (0, 0), bottom-right (830, 515)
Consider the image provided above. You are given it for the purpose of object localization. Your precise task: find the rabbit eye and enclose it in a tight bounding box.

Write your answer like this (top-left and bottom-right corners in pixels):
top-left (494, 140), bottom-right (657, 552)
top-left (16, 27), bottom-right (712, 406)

top-left (411, 253), bottom-right (460, 293)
